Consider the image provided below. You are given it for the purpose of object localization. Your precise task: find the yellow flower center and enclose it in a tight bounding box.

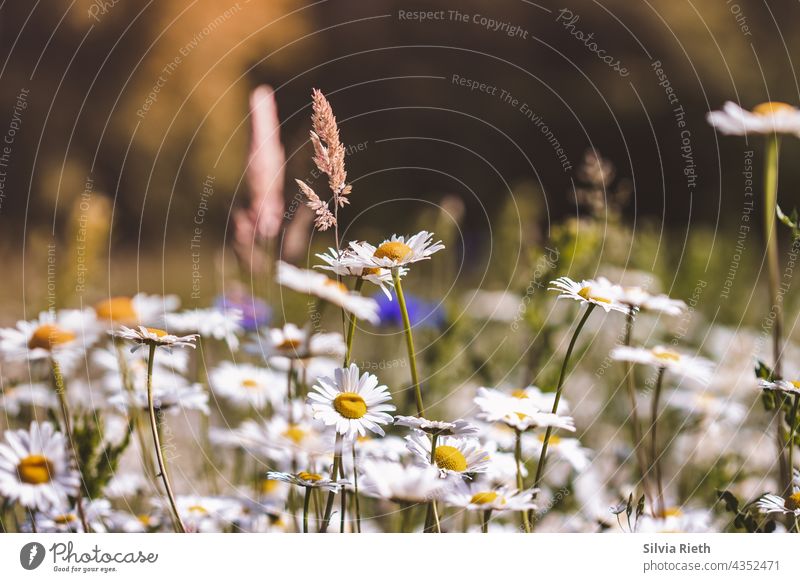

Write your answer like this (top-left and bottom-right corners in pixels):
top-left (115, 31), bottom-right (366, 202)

top-left (28, 325), bottom-right (76, 351)
top-left (469, 491), bottom-right (500, 505)
top-left (791, 381), bottom-right (800, 389)
top-left (333, 392), bottom-right (367, 419)
top-left (53, 513), bottom-right (77, 525)
top-left (298, 471), bottom-right (322, 482)
top-left (283, 425), bottom-right (306, 444)
top-left (752, 101), bottom-right (796, 116)
top-left (374, 241), bottom-right (412, 262)
top-left (511, 389), bottom-right (528, 399)
top-left (260, 479), bottom-right (280, 495)
top-left (17, 454), bottom-right (54, 485)
top-left (323, 279), bottom-right (349, 293)
top-left (538, 433), bottom-right (561, 445)
top-left (276, 338), bottom-right (302, 350)
top-left (138, 514), bottom-right (152, 526)
top-left (187, 505), bottom-right (207, 514)
top-left (434, 445), bottom-right (468, 472)
top-left (577, 286), bottom-right (610, 304)
top-left (146, 327), bottom-right (168, 338)
top-left (241, 379), bottom-right (260, 389)
top-left (786, 492), bottom-right (800, 511)
top-left (362, 267), bottom-right (382, 276)
top-left (653, 348), bottom-right (680, 361)
top-left (94, 296), bottom-right (137, 323)
top-left (660, 507), bottom-right (683, 518)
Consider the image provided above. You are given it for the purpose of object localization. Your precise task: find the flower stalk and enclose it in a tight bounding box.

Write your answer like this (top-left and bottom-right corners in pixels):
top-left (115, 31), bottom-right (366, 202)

top-left (145, 343), bottom-right (186, 533)
top-left (392, 269), bottom-right (425, 417)
top-left (514, 429), bottom-right (532, 533)
top-left (532, 304), bottom-right (596, 507)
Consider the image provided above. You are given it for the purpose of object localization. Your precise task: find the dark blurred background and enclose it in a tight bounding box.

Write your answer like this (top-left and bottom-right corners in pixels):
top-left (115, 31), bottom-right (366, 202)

top-left (1, 0), bottom-right (799, 310)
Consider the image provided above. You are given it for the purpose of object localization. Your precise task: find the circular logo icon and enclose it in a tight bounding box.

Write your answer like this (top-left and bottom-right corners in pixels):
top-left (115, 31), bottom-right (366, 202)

top-left (20, 542), bottom-right (46, 570)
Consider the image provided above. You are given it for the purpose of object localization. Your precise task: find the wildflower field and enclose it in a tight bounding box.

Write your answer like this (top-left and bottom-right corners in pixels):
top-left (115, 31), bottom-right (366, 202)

top-left (2, 1), bottom-right (800, 537)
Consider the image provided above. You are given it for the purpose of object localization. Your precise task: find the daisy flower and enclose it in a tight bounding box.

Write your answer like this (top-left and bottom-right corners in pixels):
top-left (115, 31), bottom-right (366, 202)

top-left (394, 415), bottom-right (479, 437)
top-left (0, 421), bottom-right (80, 512)
top-left (359, 460), bottom-right (444, 504)
top-left (665, 387), bottom-right (746, 425)
top-left (108, 383), bottom-right (209, 415)
top-left (758, 378), bottom-right (800, 396)
top-left (610, 345), bottom-right (713, 384)
top-left (307, 363), bottom-right (395, 439)
top-left (615, 286), bottom-right (687, 316)
top-left (93, 293), bottom-right (180, 326)
top-left (209, 361), bottom-right (284, 410)
top-left (524, 432), bottom-right (591, 472)
top-left (114, 326), bottom-right (198, 352)
top-left (635, 507), bottom-right (711, 533)
top-left (255, 323), bottom-right (345, 360)
top-left (92, 341), bottom-right (190, 376)
top-left (706, 101), bottom-right (800, 136)
top-left (266, 470), bottom-right (347, 492)
top-left (276, 261), bottom-right (380, 324)
top-left (164, 308), bottom-right (243, 351)
top-left (315, 247), bottom-right (404, 298)
top-left (166, 496), bottom-right (244, 533)
top-left (352, 434), bottom-right (409, 462)
top-left (344, 231), bottom-right (445, 271)
top-left (406, 431), bottom-right (491, 477)
top-left (443, 481), bottom-right (538, 513)
top-left (756, 493), bottom-right (800, 518)
top-left (0, 309), bottom-right (97, 366)
top-left (0, 382), bottom-right (57, 415)
top-left (549, 276), bottom-right (628, 313)
top-left (474, 387), bottom-right (576, 432)
top-left (505, 385), bottom-right (568, 414)
top-left (36, 499), bottom-right (111, 533)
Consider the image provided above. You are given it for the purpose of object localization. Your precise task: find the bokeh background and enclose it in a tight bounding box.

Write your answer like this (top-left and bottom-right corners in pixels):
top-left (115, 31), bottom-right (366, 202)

top-left (1, 0), bottom-right (799, 322)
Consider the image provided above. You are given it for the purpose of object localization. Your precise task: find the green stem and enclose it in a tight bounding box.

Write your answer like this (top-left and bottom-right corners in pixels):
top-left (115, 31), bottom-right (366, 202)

top-left (423, 433), bottom-right (442, 533)
top-left (514, 429), bottom-right (532, 533)
top-left (393, 270), bottom-right (425, 417)
top-left (145, 344), bottom-right (186, 533)
top-left (481, 509), bottom-right (492, 533)
top-left (339, 456), bottom-right (347, 533)
top-left (400, 502), bottom-right (412, 533)
top-left (319, 433), bottom-right (343, 532)
top-left (623, 307), bottom-right (655, 510)
top-left (344, 278), bottom-right (364, 367)
top-left (352, 441), bottom-right (362, 533)
top-left (764, 134), bottom-right (783, 376)
top-left (788, 393), bottom-right (799, 497)
top-left (648, 367), bottom-right (666, 518)
top-left (764, 135), bottom-right (791, 496)
top-left (303, 486), bottom-right (311, 533)
top-left (532, 304), bottom-right (596, 502)
top-left (51, 359), bottom-right (90, 534)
